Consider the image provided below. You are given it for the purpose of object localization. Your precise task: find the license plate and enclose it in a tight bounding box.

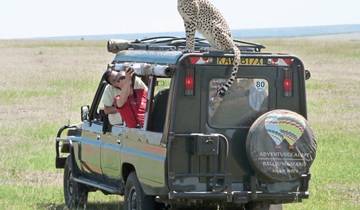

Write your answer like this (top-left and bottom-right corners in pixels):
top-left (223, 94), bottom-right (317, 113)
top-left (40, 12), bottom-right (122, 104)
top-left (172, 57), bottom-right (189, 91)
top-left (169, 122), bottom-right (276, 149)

top-left (216, 57), bottom-right (264, 65)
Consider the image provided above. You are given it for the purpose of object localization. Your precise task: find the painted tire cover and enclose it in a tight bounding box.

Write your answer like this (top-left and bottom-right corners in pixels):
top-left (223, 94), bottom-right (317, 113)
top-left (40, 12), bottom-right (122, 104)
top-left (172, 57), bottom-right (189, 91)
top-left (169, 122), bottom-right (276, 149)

top-left (246, 109), bottom-right (316, 181)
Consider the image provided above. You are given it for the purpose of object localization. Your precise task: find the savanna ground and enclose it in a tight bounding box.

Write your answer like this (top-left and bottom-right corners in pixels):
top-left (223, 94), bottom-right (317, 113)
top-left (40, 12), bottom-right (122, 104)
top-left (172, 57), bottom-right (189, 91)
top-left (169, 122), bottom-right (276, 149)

top-left (0, 35), bottom-right (359, 210)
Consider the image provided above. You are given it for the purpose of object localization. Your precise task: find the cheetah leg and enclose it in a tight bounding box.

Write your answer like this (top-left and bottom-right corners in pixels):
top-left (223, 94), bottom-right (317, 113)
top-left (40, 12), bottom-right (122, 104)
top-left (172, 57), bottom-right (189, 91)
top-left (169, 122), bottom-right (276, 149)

top-left (184, 21), bottom-right (196, 52)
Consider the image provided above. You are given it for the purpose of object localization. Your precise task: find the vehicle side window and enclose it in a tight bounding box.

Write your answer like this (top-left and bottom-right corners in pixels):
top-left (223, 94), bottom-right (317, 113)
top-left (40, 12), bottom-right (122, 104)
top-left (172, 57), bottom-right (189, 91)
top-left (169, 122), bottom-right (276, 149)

top-left (208, 78), bottom-right (269, 128)
top-left (148, 78), bottom-right (171, 132)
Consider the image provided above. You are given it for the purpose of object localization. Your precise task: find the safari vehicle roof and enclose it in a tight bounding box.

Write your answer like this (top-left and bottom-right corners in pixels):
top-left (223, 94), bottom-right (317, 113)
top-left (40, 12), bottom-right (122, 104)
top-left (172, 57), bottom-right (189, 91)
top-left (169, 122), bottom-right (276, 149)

top-left (110, 36), bottom-right (267, 65)
top-left (114, 50), bottom-right (183, 65)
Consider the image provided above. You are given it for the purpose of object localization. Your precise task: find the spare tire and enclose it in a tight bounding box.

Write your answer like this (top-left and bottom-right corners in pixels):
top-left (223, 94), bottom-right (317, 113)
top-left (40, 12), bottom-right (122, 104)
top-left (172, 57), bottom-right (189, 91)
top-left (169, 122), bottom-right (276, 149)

top-left (246, 109), bottom-right (316, 181)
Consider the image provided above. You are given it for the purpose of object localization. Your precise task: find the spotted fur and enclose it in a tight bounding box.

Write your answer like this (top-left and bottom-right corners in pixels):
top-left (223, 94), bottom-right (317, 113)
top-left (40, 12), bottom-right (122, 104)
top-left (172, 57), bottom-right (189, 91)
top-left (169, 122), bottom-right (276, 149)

top-left (178, 0), bottom-right (241, 96)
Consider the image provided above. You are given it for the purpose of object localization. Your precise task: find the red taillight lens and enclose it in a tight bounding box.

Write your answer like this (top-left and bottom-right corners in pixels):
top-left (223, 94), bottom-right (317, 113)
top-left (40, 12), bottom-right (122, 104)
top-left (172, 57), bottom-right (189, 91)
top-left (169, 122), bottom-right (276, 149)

top-left (184, 68), bottom-right (195, 96)
top-left (283, 68), bottom-right (293, 97)
top-left (283, 79), bottom-right (292, 92)
top-left (185, 76), bottom-right (193, 89)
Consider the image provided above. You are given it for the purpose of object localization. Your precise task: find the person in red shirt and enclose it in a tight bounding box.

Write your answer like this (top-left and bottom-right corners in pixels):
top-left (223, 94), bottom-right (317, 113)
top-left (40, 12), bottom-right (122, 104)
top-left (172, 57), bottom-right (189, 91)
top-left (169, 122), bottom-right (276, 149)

top-left (104, 67), bottom-right (148, 128)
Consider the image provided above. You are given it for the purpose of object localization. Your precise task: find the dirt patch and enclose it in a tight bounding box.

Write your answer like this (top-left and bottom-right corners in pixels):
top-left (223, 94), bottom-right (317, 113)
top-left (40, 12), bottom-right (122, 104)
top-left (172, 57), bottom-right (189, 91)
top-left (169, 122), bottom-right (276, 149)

top-left (0, 170), bottom-right (62, 187)
top-left (327, 183), bottom-right (360, 205)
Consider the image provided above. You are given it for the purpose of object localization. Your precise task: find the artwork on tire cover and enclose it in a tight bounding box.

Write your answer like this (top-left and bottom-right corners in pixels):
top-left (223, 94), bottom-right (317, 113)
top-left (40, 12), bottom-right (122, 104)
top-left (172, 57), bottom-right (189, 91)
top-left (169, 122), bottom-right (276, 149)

top-left (264, 110), bottom-right (306, 146)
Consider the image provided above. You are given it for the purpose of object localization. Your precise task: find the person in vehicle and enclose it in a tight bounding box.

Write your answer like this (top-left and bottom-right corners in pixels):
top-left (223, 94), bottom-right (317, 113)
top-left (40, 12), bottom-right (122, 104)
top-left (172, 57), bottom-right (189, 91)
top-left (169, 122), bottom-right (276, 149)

top-left (104, 67), bottom-right (148, 128)
top-left (100, 84), bottom-right (123, 125)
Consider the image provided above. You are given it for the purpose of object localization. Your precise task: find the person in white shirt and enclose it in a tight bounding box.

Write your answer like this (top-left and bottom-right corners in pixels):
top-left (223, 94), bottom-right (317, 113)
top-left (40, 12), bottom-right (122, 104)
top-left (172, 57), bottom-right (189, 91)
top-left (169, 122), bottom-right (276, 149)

top-left (100, 68), bottom-right (147, 125)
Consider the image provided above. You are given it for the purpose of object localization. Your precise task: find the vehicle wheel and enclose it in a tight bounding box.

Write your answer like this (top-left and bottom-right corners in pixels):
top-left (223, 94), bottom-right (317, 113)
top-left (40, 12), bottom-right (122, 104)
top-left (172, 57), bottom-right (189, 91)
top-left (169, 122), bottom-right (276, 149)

top-left (222, 206), bottom-right (243, 210)
top-left (245, 203), bottom-right (282, 210)
top-left (124, 172), bottom-right (156, 210)
top-left (64, 155), bottom-right (88, 209)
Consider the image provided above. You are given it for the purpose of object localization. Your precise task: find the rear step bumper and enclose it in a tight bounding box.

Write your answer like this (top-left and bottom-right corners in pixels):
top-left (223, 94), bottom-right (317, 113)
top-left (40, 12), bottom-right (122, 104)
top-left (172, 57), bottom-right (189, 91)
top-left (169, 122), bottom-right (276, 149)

top-left (169, 190), bottom-right (309, 203)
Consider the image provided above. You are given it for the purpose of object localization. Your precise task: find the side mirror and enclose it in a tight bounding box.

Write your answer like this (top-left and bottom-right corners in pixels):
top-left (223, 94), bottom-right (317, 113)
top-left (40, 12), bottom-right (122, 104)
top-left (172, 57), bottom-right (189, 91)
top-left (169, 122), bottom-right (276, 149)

top-left (81, 105), bottom-right (90, 121)
top-left (305, 70), bottom-right (311, 80)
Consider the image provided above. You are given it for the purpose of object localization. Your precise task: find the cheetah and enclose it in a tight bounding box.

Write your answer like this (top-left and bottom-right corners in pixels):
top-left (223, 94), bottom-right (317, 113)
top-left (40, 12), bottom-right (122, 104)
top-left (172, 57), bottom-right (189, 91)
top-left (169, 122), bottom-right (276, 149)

top-left (178, 0), bottom-right (241, 97)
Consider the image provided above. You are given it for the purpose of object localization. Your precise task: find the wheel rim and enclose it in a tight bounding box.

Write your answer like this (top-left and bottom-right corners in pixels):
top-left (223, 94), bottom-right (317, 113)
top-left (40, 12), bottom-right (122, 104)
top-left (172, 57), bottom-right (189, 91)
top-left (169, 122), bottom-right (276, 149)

top-left (67, 171), bottom-right (74, 198)
top-left (129, 186), bottom-right (137, 210)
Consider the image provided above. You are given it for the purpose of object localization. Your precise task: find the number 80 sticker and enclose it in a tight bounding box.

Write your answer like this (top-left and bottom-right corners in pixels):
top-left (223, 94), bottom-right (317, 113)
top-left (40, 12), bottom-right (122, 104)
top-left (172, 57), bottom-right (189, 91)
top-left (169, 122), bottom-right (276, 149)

top-left (254, 79), bottom-right (267, 91)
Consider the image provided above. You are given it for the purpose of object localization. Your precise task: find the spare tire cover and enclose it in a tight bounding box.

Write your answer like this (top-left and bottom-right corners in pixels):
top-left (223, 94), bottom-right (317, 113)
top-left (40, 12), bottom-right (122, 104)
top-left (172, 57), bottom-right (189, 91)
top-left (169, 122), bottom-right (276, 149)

top-left (246, 109), bottom-right (316, 181)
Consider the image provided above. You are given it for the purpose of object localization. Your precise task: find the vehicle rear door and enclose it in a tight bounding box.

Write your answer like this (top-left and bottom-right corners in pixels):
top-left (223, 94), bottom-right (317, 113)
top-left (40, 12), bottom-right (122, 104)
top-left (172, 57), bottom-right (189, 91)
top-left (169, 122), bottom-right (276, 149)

top-left (167, 55), bottom-right (278, 192)
top-left (198, 55), bottom-right (278, 181)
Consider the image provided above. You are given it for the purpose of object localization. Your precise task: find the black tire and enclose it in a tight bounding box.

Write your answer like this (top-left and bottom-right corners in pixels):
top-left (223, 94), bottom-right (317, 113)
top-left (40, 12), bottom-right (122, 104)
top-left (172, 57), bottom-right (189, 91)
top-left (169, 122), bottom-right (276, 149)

top-left (246, 110), bottom-right (316, 182)
top-left (170, 207), bottom-right (203, 210)
top-left (269, 205), bottom-right (282, 210)
top-left (245, 203), bottom-right (282, 210)
top-left (64, 155), bottom-right (88, 209)
top-left (222, 205), bottom-right (244, 210)
top-left (124, 172), bottom-right (156, 210)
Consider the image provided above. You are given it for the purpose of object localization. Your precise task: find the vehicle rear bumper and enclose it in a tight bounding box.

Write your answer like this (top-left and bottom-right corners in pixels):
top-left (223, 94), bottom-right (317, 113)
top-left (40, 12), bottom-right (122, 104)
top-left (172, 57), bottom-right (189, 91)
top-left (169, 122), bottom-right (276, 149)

top-left (168, 190), bottom-right (309, 204)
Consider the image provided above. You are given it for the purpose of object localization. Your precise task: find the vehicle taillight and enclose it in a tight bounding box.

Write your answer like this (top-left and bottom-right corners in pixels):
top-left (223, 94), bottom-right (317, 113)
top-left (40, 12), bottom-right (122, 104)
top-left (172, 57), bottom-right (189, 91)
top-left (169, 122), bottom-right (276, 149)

top-left (184, 68), bottom-right (195, 96)
top-left (283, 67), bottom-right (293, 97)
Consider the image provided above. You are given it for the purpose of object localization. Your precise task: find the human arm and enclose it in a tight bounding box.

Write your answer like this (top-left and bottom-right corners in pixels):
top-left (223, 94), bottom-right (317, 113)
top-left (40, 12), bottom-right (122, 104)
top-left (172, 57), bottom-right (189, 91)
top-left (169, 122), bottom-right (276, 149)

top-left (103, 105), bottom-right (118, 114)
top-left (115, 67), bottom-right (134, 108)
top-left (101, 84), bottom-right (120, 113)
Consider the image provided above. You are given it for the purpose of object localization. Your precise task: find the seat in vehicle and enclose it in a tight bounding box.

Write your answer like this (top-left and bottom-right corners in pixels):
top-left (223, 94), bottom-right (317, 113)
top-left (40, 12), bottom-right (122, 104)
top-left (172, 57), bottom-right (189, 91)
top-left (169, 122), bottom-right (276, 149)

top-left (149, 89), bottom-right (169, 132)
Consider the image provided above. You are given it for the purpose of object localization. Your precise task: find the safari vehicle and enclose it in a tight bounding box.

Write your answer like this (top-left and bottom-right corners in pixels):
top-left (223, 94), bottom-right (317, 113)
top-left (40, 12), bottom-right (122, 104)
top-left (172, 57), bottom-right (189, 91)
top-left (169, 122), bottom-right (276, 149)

top-left (55, 36), bottom-right (316, 210)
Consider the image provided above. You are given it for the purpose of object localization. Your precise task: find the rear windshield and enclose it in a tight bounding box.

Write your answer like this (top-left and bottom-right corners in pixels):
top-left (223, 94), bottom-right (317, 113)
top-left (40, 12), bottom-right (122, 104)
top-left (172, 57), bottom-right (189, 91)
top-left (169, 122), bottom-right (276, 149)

top-left (208, 78), bottom-right (269, 128)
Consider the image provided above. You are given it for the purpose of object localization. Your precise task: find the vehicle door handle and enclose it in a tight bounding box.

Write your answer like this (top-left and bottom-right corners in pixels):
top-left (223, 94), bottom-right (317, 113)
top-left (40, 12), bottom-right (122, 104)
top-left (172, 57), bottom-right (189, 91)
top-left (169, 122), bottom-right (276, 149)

top-left (116, 139), bottom-right (121, 145)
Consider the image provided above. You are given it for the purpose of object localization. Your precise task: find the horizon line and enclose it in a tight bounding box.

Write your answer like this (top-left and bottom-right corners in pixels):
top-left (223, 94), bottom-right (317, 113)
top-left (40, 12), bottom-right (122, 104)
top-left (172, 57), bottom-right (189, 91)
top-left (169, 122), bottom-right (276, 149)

top-left (2, 23), bottom-right (360, 40)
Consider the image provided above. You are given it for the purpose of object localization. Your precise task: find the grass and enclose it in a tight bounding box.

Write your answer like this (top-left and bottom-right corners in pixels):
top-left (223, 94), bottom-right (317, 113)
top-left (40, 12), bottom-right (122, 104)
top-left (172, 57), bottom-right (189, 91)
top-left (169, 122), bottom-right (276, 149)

top-left (259, 38), bottom-right (360, 210)
top-left (0, 37), bottom-right (359, 209)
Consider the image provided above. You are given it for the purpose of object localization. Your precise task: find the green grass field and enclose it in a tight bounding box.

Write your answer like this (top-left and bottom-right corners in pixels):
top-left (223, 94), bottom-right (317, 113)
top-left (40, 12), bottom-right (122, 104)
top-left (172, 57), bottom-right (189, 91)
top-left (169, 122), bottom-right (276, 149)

top-left (0, 37), bottom-right (359, 210)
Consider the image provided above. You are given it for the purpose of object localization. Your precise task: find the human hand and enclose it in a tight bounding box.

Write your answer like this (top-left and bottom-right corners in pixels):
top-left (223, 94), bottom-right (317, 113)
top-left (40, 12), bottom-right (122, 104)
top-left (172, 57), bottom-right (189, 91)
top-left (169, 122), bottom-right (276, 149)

top-left (124, 67), bottom-right (134, 81)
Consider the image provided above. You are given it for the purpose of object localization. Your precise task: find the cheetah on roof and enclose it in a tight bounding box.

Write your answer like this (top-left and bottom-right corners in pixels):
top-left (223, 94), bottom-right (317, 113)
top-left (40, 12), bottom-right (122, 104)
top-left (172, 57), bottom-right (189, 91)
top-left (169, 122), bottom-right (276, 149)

top-left (178, 0), bottom-right (241, 96)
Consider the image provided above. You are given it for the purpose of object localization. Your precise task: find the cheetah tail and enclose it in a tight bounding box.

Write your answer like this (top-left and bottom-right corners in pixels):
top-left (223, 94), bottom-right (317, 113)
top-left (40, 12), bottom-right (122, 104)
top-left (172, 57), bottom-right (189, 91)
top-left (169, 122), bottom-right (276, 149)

top-left (216, 47), bottom-right (241, 97)
top-left (233, 47), bottom-right (241, 66)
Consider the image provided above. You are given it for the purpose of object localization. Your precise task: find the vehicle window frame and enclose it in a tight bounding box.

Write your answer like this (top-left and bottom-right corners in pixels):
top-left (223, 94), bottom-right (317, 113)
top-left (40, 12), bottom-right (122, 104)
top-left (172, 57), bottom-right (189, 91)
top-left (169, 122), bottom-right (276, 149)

top-left (89, 79), bottom-right (108, 124)
top-left (146, 76), bottom-right (172, 133)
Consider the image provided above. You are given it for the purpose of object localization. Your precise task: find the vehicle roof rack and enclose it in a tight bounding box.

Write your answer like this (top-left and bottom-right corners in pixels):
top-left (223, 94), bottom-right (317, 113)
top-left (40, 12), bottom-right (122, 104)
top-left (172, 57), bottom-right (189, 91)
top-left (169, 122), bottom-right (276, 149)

top-left (137, 36), bottom-right (265, 52)
top-left (108, 36), bottom-right (265, 54)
